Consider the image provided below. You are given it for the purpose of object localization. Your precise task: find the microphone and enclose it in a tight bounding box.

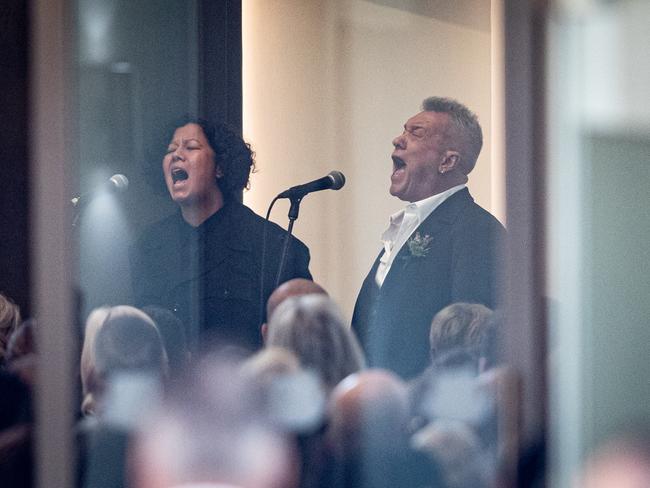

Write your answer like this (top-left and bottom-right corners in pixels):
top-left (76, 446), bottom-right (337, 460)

top-left (71, 174), bottom-right (129, 207)
top-left (277, 170), bottom-right (346, 199)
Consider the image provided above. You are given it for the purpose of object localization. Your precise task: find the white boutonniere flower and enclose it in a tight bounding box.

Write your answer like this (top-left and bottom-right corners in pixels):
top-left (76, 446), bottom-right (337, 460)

top-left (405, 232), bottom-right (433, 259)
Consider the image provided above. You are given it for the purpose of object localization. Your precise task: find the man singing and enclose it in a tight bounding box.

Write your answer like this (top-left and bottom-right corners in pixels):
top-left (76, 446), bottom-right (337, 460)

top-left (352, 97), bottom-right (505, 379)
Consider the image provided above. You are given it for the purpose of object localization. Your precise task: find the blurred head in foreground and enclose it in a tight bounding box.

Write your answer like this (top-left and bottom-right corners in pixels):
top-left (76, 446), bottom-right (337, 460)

top-left (80, 305), bottom-right (166, 416)
top-left (412, 419), bottom-right (489, 488)
top-left (241, 346), bottom-right (301, 384)
top-left (579, 428), bottom-right (650, 488)
top-left (266, 294), bottom-right (365, 391)
top-left (266, 279), bottom-right (327, 321)
top-left (132, 353), bottom-right (297, 488)
top-left (324, 370), bottom-right (442, 488)
top-left (263, 278), bottom-right (327, 342)
top-left (327, 369), bottom-right (410, 458)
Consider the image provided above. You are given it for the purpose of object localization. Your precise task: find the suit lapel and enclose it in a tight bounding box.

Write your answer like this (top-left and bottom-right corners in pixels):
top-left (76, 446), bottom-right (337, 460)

top-left (356, 251), bottom-right (383, 308)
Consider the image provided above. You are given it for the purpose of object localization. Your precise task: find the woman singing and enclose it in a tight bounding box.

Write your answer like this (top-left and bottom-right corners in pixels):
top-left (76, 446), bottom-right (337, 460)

top-left (130, 119), bottom-right (312, 351)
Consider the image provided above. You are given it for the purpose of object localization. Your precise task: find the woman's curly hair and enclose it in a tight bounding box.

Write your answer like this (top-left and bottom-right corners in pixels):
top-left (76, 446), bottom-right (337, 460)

top-left (165, 117), bottom-right (256, 201)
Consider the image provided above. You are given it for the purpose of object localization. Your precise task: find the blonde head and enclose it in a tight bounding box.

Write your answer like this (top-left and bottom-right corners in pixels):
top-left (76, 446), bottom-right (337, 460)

top-left (80, 305), bottom-right (156, 415)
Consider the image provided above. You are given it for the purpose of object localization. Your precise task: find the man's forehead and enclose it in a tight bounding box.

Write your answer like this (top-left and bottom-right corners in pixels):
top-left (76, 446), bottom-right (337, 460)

top-left (404, 111), bottom-right (449, 130)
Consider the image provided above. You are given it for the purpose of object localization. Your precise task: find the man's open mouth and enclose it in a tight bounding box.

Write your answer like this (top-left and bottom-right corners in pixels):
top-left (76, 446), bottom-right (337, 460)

top-left (392, 156), bottom-right (406, 175)
top-left (171, 168), bottom-right (189, 183)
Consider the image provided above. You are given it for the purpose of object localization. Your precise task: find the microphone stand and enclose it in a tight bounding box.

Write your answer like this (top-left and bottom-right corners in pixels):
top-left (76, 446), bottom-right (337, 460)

top-left (72, 208), bottom-right (82, 228)
top-left (71, 198), bottom-right (86, 228)
top-left (274, 196), bottom-right (302, 289)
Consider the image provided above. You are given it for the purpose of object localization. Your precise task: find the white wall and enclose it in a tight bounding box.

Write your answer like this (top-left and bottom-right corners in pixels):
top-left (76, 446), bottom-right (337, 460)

top-left (243, 0), bottom-right (494, 318)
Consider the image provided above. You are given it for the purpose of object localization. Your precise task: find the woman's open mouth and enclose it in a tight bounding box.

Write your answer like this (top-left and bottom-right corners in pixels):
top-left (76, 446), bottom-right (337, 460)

top-left (171, 168), bottom-right (189, 184)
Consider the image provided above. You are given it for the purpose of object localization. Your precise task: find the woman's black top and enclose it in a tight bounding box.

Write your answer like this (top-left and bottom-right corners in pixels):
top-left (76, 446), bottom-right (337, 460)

top-left (130, 200), bottom-right (312, 351)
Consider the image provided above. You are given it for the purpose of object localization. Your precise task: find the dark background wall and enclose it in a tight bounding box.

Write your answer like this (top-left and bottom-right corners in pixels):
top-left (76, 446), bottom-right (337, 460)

top-left (199, 0), bottom-right (242, 132)
top-left (0, 0), bottom-right (31, 316)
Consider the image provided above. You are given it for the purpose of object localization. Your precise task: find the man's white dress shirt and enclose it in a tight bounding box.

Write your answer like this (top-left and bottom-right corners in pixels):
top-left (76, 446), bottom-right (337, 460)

top-left (375, 184), bottom-right (466, 287)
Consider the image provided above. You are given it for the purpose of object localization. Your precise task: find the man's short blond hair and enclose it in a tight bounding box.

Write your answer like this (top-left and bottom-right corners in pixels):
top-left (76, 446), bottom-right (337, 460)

top-left (429, 302), bottom-right (493, 361)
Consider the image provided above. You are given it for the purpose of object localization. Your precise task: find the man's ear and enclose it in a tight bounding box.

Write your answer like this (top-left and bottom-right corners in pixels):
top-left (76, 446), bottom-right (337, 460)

top-left (439, 151), bottom-right (460, 174)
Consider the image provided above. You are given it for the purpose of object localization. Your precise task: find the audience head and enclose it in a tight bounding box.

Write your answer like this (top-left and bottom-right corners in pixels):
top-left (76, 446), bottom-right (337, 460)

top-left (478, 310), bottom-right (501, 371)
top-left (132, 353), bottom-right (297, 488)
top-left (412, 419), bottom-right (489, 488)
top-left (327, 369), bottom-right (410, 458)
top-left (242, 347), bottom-right (326, 436)
top-left (266, 295), bottom-right (365, 391)
top-left (80, 305), bottom-right (163, 416)
top-left (580, 428), bottom-right (650, 488)
top-left (429, 302), bottom-right (494, 370)
top-left (241, 347), bottom-right (301, 384)
top-left (434, 347), bottom-right (482, 373)
top-left (0, 294), bottom-right (21, 363)
top-left (81, 306), bottom-right (111, 405)
top-left (94, 314), bottom-right (167, 380)
top-left (266, 279), bottom-right (328, 322)
top-left (263, 279), bottom-right (328, 342)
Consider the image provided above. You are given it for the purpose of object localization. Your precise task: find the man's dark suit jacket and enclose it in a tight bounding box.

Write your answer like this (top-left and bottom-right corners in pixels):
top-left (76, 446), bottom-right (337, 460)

top-left (130, 200), bottom-right (311, 351)
top-left (352, 188), bottom-right (505, 379)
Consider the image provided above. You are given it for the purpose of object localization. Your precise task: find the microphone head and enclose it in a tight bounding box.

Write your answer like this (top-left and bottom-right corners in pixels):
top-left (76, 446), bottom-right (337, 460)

top-left (327, 170), bottom-right (346, 191)
top-left (109, 174), bottom-right (129, 192)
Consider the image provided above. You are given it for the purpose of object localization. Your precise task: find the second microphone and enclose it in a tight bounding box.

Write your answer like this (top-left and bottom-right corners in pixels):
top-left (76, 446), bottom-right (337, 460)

top-left (277, 170), bottom-right (346, 199)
